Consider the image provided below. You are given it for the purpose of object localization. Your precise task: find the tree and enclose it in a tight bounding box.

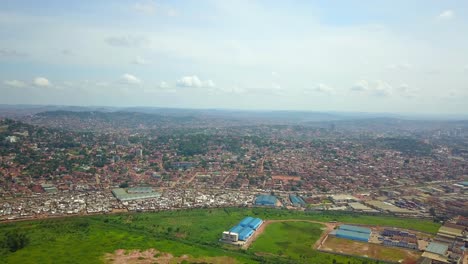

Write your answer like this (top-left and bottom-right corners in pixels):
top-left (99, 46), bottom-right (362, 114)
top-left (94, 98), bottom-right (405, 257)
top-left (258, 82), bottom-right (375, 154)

top-left (3, 230), bottom-right (30, 252)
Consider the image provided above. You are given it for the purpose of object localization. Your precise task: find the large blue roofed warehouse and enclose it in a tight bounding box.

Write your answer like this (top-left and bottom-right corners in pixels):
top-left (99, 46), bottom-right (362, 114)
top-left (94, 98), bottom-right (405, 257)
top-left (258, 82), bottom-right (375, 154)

top-left (254, 194), bottom-right (277, 206)
top-left (221, 217), bottom-right (263, 244)
top-left (330, 224), bottom-right (372, 242)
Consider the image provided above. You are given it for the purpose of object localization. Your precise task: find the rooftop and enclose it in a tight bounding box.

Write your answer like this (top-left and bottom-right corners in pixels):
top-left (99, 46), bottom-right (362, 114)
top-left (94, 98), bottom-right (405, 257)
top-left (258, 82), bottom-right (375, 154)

top-left (339, 224), bottom-right (371, 234)
top-left (425, 242), bottom-right (448, 256)
top-left (335, 229), bottom-right (370, 241)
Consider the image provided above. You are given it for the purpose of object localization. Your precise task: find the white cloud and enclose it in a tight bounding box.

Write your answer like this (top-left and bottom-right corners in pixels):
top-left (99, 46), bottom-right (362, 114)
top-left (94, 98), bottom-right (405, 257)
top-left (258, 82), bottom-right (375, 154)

top-left (134, 1), bottom-right (157, 15)
top-left (120, 73), bottom-right (142, 85)
top-left (132, 56), bottom-right (149, 65)
top-left (177, 75), bottom-right (202, 87)
top-left (3, 80), bottom-right (26, 88)
top-left (176, 75), bottom-right (215, 88)
top-left (438, 10), bottom-right (454, 20)
top-left (142, 81), bottom-right (175, 94)
top-left (399, 83), bottom-right (419, 97)
top-left (204, 80), bottom-right (215, 88)
top-left (312, 83), bottom-right (335, 94)
top-left (351, 80), bottom-right (369, 92)
top-left (372, 81), bottom-right (393, 96)
top-left (33, 77), bottom-right (51, 87)
top-left (350, 80), bottom-right (392, 96)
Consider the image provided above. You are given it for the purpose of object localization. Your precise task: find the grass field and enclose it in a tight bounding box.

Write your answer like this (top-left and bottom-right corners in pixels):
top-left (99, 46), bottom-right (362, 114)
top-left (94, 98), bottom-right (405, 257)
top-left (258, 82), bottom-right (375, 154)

top-left (322, 236), bottom-right (421, 264)
top-left (249, 222), bottom-right (324, 257)
top-left (0, 207), bottom-right (439, 264)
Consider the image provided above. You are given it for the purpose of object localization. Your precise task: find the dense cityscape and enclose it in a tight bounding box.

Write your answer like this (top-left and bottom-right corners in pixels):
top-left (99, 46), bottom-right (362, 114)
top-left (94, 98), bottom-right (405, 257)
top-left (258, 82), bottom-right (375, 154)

top-left (1, 109), bottom-right (466, 222)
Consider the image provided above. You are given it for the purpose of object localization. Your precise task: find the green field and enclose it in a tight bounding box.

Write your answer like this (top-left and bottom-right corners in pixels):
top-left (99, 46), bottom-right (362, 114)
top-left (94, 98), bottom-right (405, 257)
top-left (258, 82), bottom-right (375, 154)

top-left (249, 222), bottom-right (373, 264)
top-left (0, 208), bottom-right (440, 264)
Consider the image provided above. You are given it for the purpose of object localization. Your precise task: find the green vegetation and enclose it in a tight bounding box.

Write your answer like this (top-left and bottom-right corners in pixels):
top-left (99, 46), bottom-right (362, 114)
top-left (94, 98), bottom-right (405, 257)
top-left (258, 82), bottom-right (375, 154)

top-left (1, 230), bottom-right (30, 252)
top-left (249, 222), bottom-right (370, 264)
top-left (0, 208), bottom-right (440, 264)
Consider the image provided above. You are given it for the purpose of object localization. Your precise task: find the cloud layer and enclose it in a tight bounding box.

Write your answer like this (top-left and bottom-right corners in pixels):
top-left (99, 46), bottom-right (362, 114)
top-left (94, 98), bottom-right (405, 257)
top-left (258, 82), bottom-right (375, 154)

top-left (176, 75), bottom-right (215, 88)
top-left (33, 77), bottom-right (51, 87)
top-left (0, 2), bottom-right (467, 114)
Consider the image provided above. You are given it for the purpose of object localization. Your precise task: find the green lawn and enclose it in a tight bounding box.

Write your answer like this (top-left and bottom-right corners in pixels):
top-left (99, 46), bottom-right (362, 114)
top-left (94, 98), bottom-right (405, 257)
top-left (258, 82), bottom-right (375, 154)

top-left (249, 221), bottom-right (373, 264)
top-left (0, 207), bottom-right (439, 264)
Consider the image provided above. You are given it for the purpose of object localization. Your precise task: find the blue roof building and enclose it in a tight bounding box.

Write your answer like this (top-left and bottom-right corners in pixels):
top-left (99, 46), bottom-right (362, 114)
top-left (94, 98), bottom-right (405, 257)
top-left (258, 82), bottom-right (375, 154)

top-left (229, 225), bottom-right (243, 234)
top-left (336, 229), bottom-right (370, 242)
top-left (255, 195), bottom-right (277, 206)
top-left (239, 217), bottom-right (254, 227)
top-left (334, 225), bottom-right (371, 242)
top-left (339, 225), bottom-right (371, 234)
top-left (238, 227), bottom-right (254, 241)
top-left (247, 218), bottom-right (263, 230)
top-left (223, 216), bottom-right (263, 242)
top-left (289, 195), bottom-right (305, 206)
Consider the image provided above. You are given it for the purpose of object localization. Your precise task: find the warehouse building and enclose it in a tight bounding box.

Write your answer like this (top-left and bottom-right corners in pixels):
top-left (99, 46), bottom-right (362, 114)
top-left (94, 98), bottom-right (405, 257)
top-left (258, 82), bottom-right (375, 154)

top-left (289, 194), bottom-right (306, 206)
top-left (221, 217), bottom-right (263, 244)
top-left (339, 225), bottom-right (371, 234)
top-left (254, 195), bottom-right (277, 206)
top-left (332, 225), bottom-right (371, 242)
top-left (421, 242), bottom-right (450, 263)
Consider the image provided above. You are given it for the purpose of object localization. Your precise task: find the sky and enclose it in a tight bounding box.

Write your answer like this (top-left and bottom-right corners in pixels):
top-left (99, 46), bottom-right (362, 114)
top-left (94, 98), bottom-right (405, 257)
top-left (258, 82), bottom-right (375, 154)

top-left (1, 0), bottom-right (468, 114)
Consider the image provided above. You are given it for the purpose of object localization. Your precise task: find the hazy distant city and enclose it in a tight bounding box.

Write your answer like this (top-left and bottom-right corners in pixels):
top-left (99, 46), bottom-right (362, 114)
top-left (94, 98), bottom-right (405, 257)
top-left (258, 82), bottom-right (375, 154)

top-left (1, 106), bottom-right (466, 221)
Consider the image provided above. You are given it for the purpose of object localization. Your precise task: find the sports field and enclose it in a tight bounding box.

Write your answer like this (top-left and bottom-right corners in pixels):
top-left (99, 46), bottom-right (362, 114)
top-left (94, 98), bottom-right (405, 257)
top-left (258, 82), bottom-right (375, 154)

top-left (0, 207), bottom-right (439, 263)
top-left (322, 236), bottom-right (421, 264)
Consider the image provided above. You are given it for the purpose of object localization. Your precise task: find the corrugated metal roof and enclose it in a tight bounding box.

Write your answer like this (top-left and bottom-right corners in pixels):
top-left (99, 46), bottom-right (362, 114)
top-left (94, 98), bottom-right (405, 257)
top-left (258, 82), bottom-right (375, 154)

top-left (255, 195), bottom-right (277, 205)
top-left (336, 229), bottom-right (370, 241)
top-left (239, 227), bottom-right (254, 240)
top-left (426, 242), bottom-right (448, 255)
top-left (229, 225), bottom-right (243, 234)
top-left (248, 218), bottom-right (262, 229)
top-left (339, 224), bottom-right (371, 234)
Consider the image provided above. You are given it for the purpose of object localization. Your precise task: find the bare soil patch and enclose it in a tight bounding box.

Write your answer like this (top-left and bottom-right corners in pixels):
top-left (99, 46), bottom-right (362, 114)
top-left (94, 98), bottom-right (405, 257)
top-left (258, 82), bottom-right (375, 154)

top-left (104, 248), bottom-right (237, 264)
top-left (321, 236), bottom-right (421, 264)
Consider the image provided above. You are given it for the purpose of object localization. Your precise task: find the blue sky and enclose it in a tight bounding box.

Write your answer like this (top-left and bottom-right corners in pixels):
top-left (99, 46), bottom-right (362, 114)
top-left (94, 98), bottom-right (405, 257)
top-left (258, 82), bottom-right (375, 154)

top-left (1, 0), bottom-right (467, 114)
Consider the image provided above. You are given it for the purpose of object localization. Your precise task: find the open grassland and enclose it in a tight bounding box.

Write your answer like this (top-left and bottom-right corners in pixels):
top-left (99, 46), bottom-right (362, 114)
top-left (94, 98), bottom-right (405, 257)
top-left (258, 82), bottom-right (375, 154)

top-left (247, 221), bottom-right (368, 264)
top-left (322, 236), bottom-right (421, 264)
top-left (0, 207), bottom-right (439, 263)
